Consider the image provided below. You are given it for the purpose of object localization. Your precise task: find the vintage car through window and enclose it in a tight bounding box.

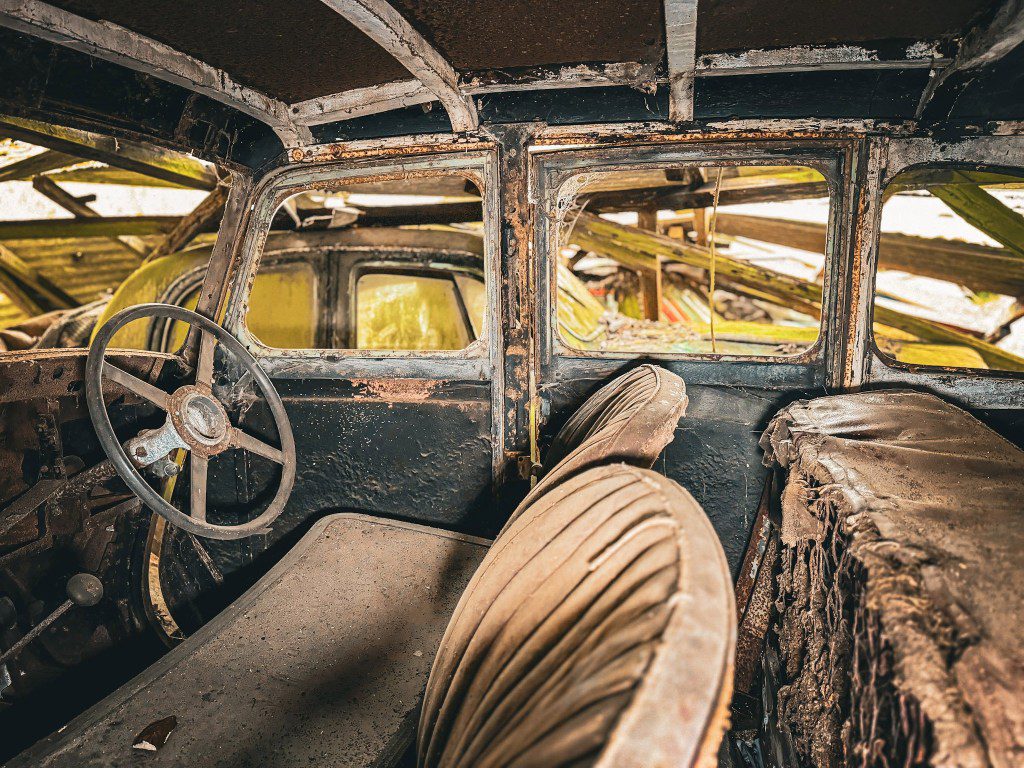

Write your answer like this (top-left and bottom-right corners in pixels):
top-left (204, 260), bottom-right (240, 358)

top-left (872, 166), bottom-right (1024, 373)
top-left (243, 174), bottom-right (485, 352)
top-left (554, 163), bottom-right (830, 358)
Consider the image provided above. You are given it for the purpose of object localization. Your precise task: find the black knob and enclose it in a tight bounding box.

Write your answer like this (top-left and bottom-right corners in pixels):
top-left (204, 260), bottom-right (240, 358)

top-left (66, 573), bottom-right (104, 607)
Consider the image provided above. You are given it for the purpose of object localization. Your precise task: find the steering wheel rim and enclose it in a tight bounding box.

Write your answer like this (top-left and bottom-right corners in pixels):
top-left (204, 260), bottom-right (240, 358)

top-left (86, 303), bottom-right (296, 541)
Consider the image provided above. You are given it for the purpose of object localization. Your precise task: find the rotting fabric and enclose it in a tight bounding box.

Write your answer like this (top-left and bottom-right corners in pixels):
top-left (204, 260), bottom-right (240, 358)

top-left (761, 390), bottom-right (1024, 768)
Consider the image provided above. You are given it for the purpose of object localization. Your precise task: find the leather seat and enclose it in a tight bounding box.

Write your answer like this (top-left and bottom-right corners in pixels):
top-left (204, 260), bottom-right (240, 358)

top-left (501, 364), bottom-right (688, 533)
top-left (420, 465), bottom-right (735, 768)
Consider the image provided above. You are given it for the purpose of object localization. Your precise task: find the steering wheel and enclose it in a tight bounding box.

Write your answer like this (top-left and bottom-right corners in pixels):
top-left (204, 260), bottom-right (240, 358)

top-left (86, 304), bottom-right (296, 541)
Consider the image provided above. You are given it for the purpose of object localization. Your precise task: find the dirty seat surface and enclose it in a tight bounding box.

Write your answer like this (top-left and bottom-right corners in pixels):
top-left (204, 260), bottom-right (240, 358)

top-left (761, 390), bottom-right (1024, 768)
top-left (7, 514), bottom-right (488, 768)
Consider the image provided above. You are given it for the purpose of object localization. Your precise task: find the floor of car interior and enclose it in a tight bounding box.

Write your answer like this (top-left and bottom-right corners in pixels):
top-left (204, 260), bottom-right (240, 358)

top-left (6, 514), bottom-right (488, 768)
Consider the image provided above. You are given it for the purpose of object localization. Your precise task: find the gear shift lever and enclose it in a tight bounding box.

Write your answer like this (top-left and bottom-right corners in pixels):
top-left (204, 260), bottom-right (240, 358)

top-left (0, 573), bottom-right (104, 666)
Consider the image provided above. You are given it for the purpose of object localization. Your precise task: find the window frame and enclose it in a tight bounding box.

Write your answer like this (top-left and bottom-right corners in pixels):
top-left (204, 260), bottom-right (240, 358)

top-left (222, 149), bottom-right (498, 381)
top-left (534, 141), bottom-right (850, 383)
top-left (870, 160), bottom-right (1024, 380)
top-left (858, 135), bottom-right (1024, 408)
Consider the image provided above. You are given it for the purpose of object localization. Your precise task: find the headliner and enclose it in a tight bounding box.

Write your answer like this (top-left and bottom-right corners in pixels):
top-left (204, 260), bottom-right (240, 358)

top-left (0, 0), bottom-right (1018, 167)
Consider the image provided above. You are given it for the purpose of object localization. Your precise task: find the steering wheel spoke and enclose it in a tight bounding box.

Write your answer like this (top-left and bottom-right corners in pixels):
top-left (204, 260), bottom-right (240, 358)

top-left (230, 427), bottom-right (285, 464)
top-left (195, 329), bottom-right (217, 393)
top-left (190, 453), bottom-right (208, 523)
top-left (103, 362), bottom-right (172, 410)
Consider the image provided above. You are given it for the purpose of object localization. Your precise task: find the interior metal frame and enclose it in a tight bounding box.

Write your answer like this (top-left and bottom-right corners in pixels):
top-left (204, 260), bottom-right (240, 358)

top-left (222, 148), bottom-right (500, 382)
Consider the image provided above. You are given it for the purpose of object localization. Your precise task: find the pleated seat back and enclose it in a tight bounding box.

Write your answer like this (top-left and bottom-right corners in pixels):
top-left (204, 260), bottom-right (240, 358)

top-left (419, 464), bottom-right (735, 768)
top-left (501, 364), bottom-right (687, 534)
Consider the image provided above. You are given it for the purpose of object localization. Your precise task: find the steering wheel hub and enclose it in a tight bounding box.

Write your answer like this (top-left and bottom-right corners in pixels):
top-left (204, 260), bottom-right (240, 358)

top-left (169, 386), bottom-right (231, 455)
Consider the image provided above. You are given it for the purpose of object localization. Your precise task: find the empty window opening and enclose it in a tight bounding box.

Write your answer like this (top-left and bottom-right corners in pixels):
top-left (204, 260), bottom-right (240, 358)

top-left (555, 164), bottom-right (829, 358)
top-left (873, 167), bottom-right (1024, 373)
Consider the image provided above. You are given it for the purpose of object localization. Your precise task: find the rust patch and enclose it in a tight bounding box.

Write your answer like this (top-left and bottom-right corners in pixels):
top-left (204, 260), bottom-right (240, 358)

top-left (350, 378), bottom-right (441, 403)
top-left (295, 138), bottom-right (494, 164)
top-left (533, 125), bottom-right (875, 149)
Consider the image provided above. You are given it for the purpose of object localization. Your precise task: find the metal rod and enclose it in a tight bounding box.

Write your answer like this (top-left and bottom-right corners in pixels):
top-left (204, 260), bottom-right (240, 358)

top-left (0, 600), bottom-right (72, 666)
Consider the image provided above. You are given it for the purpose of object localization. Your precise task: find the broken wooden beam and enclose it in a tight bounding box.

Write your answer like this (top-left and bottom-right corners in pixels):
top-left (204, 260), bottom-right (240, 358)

top-left (146, 185), bottom-right (228, 262)
top-left (32, 176), bottom-right (149, 258)
top-left (0, 216), bottom-right (181, 240)
top-left (0, 242), bottom-right (76, 311)
top-left (585, 181), bottom-right (831, 214)
top-left (0, 149), bottom-right (78, 183)
top-left (0, 117), bottom-right (217, 191)
top-left (44, 164), bottom-right (214, 189)
top-left (713, 213), bottom-right (1024, 297)
top-left (570, 212), bottom-right (1024, 371)
top-left (0, 263), bottom-right (45, 316)
top-left (636, 208), bottom-right (663, 320)
top-left (930, 177), bottom-right (1024, 258)
top-left (573, 211), bottom-right (823, 316)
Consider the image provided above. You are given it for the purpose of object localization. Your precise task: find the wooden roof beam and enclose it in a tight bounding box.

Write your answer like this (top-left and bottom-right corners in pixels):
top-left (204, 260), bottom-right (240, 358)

top-left (146, 185), bottom-right (228, 263)
top-left (0, 241), bottom-right (76, 311)
top-left (0, 148), bottom-right (78, 183)
top-left (0, 0), bottom-right (311, 145)
top-left (31, 175), bottom-right (149, 258)
top-left (316, 0), bottom-right (478, 132)
top-left (0, 216), bottom-right (181, 239)
top-left (664, 0), bottom-right (698, 122)
top-left (0, 116), bottom-right (218, 190)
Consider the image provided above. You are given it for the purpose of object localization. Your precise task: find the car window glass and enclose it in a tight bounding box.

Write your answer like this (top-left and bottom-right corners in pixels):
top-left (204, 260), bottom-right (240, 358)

top-left (246, 263), bottom-right (318, 349)
top-left (555, 164), bottom-right (829, 358)
top-left (145, 262), bottom-right (318, 353)
top-left (355, 272), bottom-right (472, 350)
top-left (873, 167), bottom-right (1024, 374)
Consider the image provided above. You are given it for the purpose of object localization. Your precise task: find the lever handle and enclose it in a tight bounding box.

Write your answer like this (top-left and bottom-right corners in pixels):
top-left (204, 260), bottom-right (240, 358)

top-left (0, 573), bottom-right (104, 666)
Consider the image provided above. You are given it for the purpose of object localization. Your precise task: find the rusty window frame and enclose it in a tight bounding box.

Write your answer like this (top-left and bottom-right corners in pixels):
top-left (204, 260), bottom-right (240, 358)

top-left (857, 136), bottom-right (1024, 408)
top-left (221, 148), bottom-right (499, 381)
top-left (533, 140), bottom-right (849, 372)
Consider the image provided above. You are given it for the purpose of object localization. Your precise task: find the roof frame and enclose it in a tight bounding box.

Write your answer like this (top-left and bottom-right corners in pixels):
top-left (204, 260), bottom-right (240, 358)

top-left (316, 0), bottom-right (478, 132)
top-left (0, 0), bottom-right (312, 145)
top-left (664, 0), bottom-right (698, 122)
top-left (917, 0), bottom-right (1024, 117)
top-left (290, 79), bottom-right (435, 127)
top-left (698, 43), bottom-right (950, 77)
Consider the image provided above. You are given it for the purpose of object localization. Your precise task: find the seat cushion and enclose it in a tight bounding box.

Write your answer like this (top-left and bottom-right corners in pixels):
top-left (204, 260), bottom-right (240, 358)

top-left (8, 514), bottom-right (488, 768)
top-left (419, 465), bottom-right (735, 768)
